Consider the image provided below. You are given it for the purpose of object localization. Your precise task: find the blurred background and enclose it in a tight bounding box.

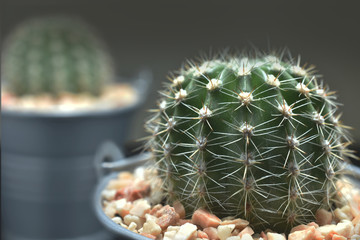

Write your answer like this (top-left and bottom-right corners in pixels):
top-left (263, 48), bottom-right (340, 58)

top-left (2, 0), bottom-right (360, 141)
top-left (2, 1), bottom-right (360, 240)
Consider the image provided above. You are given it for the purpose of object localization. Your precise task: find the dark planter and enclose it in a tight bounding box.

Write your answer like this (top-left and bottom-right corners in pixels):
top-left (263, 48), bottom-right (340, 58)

top-left (93, 148), bottom-right (360, 240)
top-left (1, 71), bottom-right (151, 240)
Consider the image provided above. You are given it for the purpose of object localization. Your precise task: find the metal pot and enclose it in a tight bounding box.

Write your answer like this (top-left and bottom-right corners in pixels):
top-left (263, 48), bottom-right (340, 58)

top-left (93, 145), bottom-right (360, 240)
top-left (1, 71), bottom-right (151, 240)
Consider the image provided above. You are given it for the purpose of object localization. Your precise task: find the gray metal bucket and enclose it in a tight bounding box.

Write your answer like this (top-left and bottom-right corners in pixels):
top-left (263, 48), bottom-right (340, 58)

top-left (92, 145), bottom-right (360, 240)
top-left (1, 71), bottom-right (151, 240)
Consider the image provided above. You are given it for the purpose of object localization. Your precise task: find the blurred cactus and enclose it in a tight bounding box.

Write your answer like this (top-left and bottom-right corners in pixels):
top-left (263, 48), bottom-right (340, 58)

top-left (146, 52), bottom-right (355, 233)
top-left (2, 17), bottom-right (114, 96)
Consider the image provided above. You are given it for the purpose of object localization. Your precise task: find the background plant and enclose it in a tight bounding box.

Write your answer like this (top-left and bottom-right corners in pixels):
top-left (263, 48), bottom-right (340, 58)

top-left (2, 16), bottom-right (114, 96)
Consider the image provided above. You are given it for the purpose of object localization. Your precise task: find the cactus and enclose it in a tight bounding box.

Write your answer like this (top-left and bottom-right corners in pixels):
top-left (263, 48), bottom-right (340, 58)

top-left (2, 17), bottom-right (114, 96)
top-left (146, 52), bottom-right (354, 233)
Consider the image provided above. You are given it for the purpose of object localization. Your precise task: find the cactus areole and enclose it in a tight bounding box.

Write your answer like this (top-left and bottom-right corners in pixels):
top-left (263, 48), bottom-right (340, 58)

top-left (146, 53), bottom-right (353, 233)
top-left (2, 17), bottom-right (114, 96)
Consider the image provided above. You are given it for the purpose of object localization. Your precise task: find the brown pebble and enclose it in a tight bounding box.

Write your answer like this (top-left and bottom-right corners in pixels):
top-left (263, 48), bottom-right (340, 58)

top-left (307, 222), bottom-right (319, 228)
top-left (290, 224), bottom-right (310, 233)
top-left (232, 228), bottom-right (240, 236)
top-left (220, 218), bottom-right (249, 231)
top-left (288, 226), bottom-right (316, 240)
top-left (238, 226), bottom-right (254, 237)
top-left (260, 231), bottom-right (268, 240)
top-left (173, 201), bottom-right (186, 219)
top-left (156, 205), bottom-right (180, 230)
top-left (115, 182), bottom-right (150, 201)
top-left (192, 209), bottom-right (221, 229)
top-left (203, 227), bottom-right (220, 240)
top-left (150, 204), bottom-right (163, 215)
top-left (315, 209), bottom-right (332, 226)
top-left (197, 230), bottom-right (209, 239)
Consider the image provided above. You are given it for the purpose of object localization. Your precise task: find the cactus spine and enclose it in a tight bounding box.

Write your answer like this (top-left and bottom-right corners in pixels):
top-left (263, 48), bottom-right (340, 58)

top-left (2, 17), bottom-right (114, 96)
top-left (146, 52), bottom-right (354, 233)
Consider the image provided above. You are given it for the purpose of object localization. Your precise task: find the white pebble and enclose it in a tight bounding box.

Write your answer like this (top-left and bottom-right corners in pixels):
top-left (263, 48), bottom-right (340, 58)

top-left (167, 226), bottom-right (181, 232)
top-left (240, 233), bottom-right (253, 240)
top-left (124, 214), bottom-right (144, 230)
top-left (334, 220), bottom-right (354, 238)
top-left (335, 208), bottom-right (352, 221)
top-left (134, 167), bottom-right (145, 180)
top-left (174, 223), bottom-right (197, 240)
top-left (115, 198), bottom-right (132, 216)
top-left (142, 220), bottom-right (162, 236)
top-left (101, 189), bottom-right (117, 201)
top-left (145, 213), bottom-right (158, 222)
top-left (164, 230), bottom-right (178, 240)
top-left (318, 224), bottom-right (336, 238)
top-left (354, 223), bottom-right (360, 235)
top-left (340, 205), bottom-right (353, 219)
top-left (130, 199), bottom-right (151, 217)
top-left (111, 216), bottom-right (123, 225)
top-left (267, 232), bottom-right (285, 240)
top-left (218, 224), bottom-right (236, 240)
top-left (128, 222), bottom-right (137, 232)
top-left (226, 236), bottom-right (241, 240)
top-left (104, 202), bottom-right (116, 218)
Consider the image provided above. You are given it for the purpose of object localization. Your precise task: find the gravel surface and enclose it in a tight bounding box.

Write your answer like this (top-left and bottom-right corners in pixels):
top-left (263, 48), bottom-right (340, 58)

top-left (1, 83), bottom-right (137, 112)
top-left (101, 167), bottom-right (360, 240)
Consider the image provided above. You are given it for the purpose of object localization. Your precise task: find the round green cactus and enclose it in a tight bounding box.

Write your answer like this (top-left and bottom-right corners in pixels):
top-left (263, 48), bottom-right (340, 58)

top-left (2, 17), bottom-right (114, 96)
top-left (146, 52), bottom-right (354, 233)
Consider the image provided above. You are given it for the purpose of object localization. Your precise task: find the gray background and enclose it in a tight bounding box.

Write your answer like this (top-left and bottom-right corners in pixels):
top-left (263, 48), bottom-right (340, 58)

top-left (2, 0), bottom-right (360, 142)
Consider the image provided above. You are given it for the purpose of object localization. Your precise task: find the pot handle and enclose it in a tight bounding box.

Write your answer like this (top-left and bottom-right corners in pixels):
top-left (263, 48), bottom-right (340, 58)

top-left (94, 141), bottom-right (151, 180)
top-left (135, 69), bottom-right (152, 101)
top-left (346, 163), bottom-right (360, 180)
